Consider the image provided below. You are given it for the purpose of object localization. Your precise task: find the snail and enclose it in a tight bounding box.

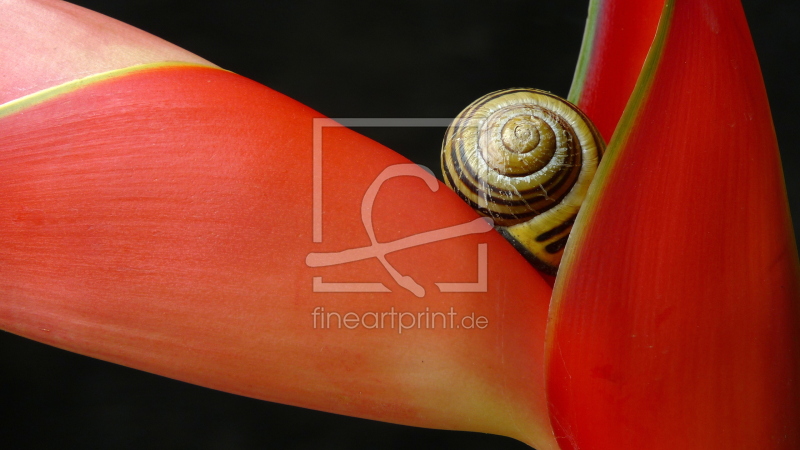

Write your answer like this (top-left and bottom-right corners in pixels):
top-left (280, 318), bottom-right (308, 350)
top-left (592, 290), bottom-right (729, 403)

top-left (441, 88), bottom-right (605, 275)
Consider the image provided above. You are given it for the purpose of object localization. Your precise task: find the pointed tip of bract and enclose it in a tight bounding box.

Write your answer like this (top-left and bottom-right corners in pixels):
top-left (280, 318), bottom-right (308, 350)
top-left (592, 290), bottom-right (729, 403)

top-left (568, 0), bottom-right (666, 143)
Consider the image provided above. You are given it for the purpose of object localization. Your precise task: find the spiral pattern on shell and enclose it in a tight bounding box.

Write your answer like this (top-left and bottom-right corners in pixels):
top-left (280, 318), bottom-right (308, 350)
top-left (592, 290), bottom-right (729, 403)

top-left (441, 88), bottom-right (605, 274)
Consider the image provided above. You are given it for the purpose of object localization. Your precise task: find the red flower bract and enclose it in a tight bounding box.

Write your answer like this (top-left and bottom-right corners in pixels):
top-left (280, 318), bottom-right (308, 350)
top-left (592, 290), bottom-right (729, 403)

top-left (548, 0), bottom-right (800, 448)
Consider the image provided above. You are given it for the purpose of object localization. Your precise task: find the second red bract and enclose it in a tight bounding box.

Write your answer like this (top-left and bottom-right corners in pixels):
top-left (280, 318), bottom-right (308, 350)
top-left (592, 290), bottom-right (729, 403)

top-left (549, 0), bottom-right (800, 449)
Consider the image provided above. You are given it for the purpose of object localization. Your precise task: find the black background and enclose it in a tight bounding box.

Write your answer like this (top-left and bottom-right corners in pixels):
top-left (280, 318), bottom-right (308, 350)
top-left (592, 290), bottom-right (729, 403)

top-left (1, 1), bottom-right (798, 449)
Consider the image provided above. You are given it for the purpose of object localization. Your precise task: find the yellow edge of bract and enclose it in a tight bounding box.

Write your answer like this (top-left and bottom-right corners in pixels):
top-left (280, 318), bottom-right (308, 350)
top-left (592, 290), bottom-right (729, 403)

top-left (567, 0), bottom-right (603, 104)
top-left (588, 0), bottom-right (675, 183)
top-left (549, 0), bottom-right (675, 318)
top-left (0, 61), bottom-right (225, 120)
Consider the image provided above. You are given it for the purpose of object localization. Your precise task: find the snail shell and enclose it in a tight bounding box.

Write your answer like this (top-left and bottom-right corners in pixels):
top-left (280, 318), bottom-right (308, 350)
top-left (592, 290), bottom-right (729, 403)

top-left (441, 88), bottom-right (605, 275)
